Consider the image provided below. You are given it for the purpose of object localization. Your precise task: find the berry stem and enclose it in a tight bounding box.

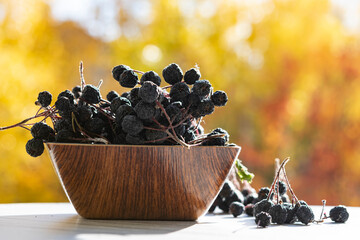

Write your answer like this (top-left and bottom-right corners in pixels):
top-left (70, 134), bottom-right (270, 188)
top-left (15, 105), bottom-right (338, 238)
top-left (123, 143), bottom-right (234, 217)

top-left (281, 164), bottom-right (299, 204)
top-left (133, 69), bottom-right (145, 75)
top-left (267, 157), bottom-right (290, 201)
top-left (79, 61), bottom-right (85, 91)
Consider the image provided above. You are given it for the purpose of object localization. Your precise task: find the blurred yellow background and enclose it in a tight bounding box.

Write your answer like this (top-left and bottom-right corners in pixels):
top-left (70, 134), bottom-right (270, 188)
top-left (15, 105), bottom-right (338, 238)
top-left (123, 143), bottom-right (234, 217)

top-left (1, 0), bottom-right (360, 205)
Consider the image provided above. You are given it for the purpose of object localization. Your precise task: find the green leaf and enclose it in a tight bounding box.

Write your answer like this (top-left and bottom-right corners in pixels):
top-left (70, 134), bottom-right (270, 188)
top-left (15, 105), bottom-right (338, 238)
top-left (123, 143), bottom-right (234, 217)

top-left (235, 158), bottom-right (254, 183)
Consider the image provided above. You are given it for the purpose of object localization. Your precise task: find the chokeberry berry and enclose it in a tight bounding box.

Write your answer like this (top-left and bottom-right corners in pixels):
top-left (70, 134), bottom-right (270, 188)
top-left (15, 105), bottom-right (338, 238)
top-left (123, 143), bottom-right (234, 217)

top-left (119, 69), bottom-right (138, 88)
top-left (255, 212), bottom-right (272, 228)
top-left (253, 199), bottom-right (274, 217)
top-left (245, 204), bottom-right (254, 216)
top-left (184, 68), bottom-right (201, 85)
top-left (81, 85), bottom-right (101, 104)
top-left (258, 187), bottom-right (270, 200)
top-left (37, 91), bottom-right (52, 108)
top-left (58, 90), bottom-right (75, 104)
top-left (140, 71), bottom-right (161, 86)
top-left (55, 96), bottom-right (72, 112)
top-left (115, 105), bottom-right (135, 123)
top-left (170, 82), bottom-right (190, 102)
top-left (55, 129), bottom-right (76, 143)
top-left (85, 117), bottom-right (105, 134)
top-left (126, 133), bottom-right (145, 145)
top-left (25, 138), bottom-right (44, 157)
top-left (30, 122), bottom-right (55, 141)
top-left (145, 129), bottom-right (168, 144)
top-left (112, 64), bottom-right (131, 81)
top-left (329, 205), bottom-right (349, 223)
top-left (211, 90), bottom-right (228, 106)
top-left (139, 81), bottom-right (160, 103)
top-left (121, 115), bottom-right (144, 135)
top-left (229, 202), bottom-right (245, 217)
top-left (269, 204), bottom-right (287, 224)
top-left (162, 63), bottom-right (183, 85)
top-left (106, 90), bottom-right (120, 102)
top-left (134, 101), bottom-right (156, 120)
top-left (110, 96), bottom-right (132, 113)
top-left (191, 80), bottom-right (212, 98)
top-left (192, 99), bottom-right (214, 118)
top-left (296, 205), bottom-right (314, 225)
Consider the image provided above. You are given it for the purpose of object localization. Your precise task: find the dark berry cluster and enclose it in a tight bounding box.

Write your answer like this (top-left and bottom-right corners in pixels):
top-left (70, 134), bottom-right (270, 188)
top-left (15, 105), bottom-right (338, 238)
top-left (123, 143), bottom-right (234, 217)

top-left (208, 157), bottom-right (350, 228)
top-left (0, 62), bottom-right (231, 158)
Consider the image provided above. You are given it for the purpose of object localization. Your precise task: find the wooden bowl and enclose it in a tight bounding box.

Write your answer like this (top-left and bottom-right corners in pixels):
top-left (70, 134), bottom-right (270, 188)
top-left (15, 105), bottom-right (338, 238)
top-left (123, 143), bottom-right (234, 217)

top-left (45, 143), bottom-right (241, 220)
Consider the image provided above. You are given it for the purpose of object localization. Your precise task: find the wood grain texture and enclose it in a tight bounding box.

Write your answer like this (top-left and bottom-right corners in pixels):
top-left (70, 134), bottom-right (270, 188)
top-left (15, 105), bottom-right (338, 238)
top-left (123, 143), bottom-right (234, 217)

top-left (45, 143), bottom-right (241, 220)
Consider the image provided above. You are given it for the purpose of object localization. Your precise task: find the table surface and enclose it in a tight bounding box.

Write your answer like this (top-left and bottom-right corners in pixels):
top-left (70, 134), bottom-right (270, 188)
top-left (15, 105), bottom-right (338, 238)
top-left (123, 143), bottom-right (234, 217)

top-left (0, 203), bottom-right (356, 240)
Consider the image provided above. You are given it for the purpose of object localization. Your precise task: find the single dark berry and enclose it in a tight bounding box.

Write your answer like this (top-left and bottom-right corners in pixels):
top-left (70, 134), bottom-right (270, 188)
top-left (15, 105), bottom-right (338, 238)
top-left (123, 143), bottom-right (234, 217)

top-left (184, 68), bottom-right (201, 85)
top-left (211, 90), bottom-right (228, 107)
top-left (81, 85), bottom-right (101, 104)
top-left (72, 86), bottom-right (82, 99)
top-left (121, 115), bottom-right (144, 135)
top-left (219, 181), bottom-right (236, 198)
top-left (55, 129), bottom-right (76, 143)
top-left (255, 212), bottom-right (272, 228)
top-left (54, 118), bottom-right (72, 133)
top-left (184, 92), bottom-right (201, 108)
top-left (106, 90), bottom-right (120, 102)
top-left (119, 69), bottom-right (138, 88)
top-left (58, 90), bottom-right (75, 103)
top-left (244, 193), bottom-right (258, 206)
top-left (283, 203), bottom-right (297, 224)
top-left (145, 129), bottom-right (168, 144)
top-left (76, 105), bottom-right (93, 123)
top-left (37, 91), bottom-right (52, 108)
top-left (110, 97), bottom-right (132, 113)
top-left (140, 71), bottom-right (161, 86)
top-left (258, 187), bottom-right (270, 200)
top-left (170, 82), bottom-right (190, 102)
top-left (112, 64), bottom-right (131, 81)
top-left (193, 99), bottom-right (214, 118)
top-left (30, 122), bottom-right (55, 141)
top-left (115, 105), bottom-right (135, 123)
top-left (191, 80), bottom-right (212, 98)
top-left (134, 101), bottom-right (156, 120)
top-left (121, 91), bottom-right (130, 99)
top-left (129, 87), bottom-right (141, 106)
top-left (85, 117), bottom-right (105, 134)
top-left (139, 81), bottom-right (160, 103)
top-left (253, 199), bottom-right (274, 217)
top-left (329, 205), bottom-right (349, 223)
top-left (229, 202), bottom-right (245, 217)
top-left (296, 205), bottom-right (314, 225)
top-left (245, 204), bottom-right (254, 216)
top-left (55, 96), bottom-right (72, 112)
top-left (165, 101), bottom-right (183, 124)
top-left (269, 204), bottom-right (287, 224)
top-left (125, 134), bottom-right (145, 145)
top-left (25, 138), bottom-right (44, 157)
top-left (162, 63), bottom-right (183, 85)
top-left (202, 128), bottom-right (229, 146)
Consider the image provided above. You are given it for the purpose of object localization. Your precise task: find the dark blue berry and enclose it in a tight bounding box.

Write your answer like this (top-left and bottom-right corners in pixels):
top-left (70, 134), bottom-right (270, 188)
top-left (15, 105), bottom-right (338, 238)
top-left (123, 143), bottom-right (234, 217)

top-left (140, 71), bottom-right (161, 86)
top-left (110, 96), bottom-right (132, 113)
top-left (184, 68), bottom-right (201, 85)
top-left (134, 101), bottom-right (156, 120)
top-left (191, 80), bottom-right (212, 98)
top-left (85, 117), bottom-right (105, 134)
top-left (121, 115), bottom-right (143, 135)
top-left (255, 212), bottom-right (272, 227)
top-left (192, 99), bottom-right (214, 118)
top-left (37, 91), bottom-right (52, 108)
top-left (170, 82), bottom-right (190, 102)
top-left (229, 202), bottom-right (245, 217)
top-left (26, 138), bottom-right (44, 157)
top-left (296, 205), bottom-right (314, 225)
top-left (211, 90), bottom-right (228, 106)
top-left (162, 63), bottom-right (183, 85)
top-left (245, 204), bottom-right (254, 216)
top-left (55, 129), bottom-right (76, 143)
top-left (145, 129), bottom-right (168, 144)
top-left (253, 199), bottom-right (274, 217)
top-left (30, 122), bottom-right (55, 141)
top-left (112, 64), bottom-right (131, 81)
top-left (139, 81), bottom-right (160, 103)
top-left (106, 90), bottom-right (120, 102)
top-left (115, 105), bottom-right (135, 123)
top-left (119, 69), bottom-right (138, 88)
top-left (258, 187), bottom-right (270, 200)
top-left (72, 86), bottom-right (81, 99)
top-left (58, 90), bottom-right (75, 103)
top-left (329, 205), bottom-right (349, 223)
top-left (81, 85), bottom-right (101, 104)
top-left (269, 204), bottom-right (287, 224)
top-left (126, 134), bottom-right (145, 145)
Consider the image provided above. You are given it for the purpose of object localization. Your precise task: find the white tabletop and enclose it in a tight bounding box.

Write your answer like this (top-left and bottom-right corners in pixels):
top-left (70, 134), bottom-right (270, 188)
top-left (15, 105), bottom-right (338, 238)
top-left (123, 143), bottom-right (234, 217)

top-left (0, 203), bottom-right (356, 240)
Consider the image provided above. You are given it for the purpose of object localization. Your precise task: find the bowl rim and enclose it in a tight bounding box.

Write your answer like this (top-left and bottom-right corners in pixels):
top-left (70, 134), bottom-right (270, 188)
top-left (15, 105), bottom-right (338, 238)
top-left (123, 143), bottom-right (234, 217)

top-left (45, 142), bottom-right (241, 149)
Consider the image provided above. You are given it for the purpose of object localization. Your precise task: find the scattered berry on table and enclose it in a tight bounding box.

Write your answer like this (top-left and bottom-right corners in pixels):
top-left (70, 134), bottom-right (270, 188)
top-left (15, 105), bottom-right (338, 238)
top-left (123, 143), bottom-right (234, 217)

top-left (255, 212), bottom-right (272, 228)
top-left (329, 205), bottom-right (349, 223)
top-left (229, 202), bottom-right (245, 217)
